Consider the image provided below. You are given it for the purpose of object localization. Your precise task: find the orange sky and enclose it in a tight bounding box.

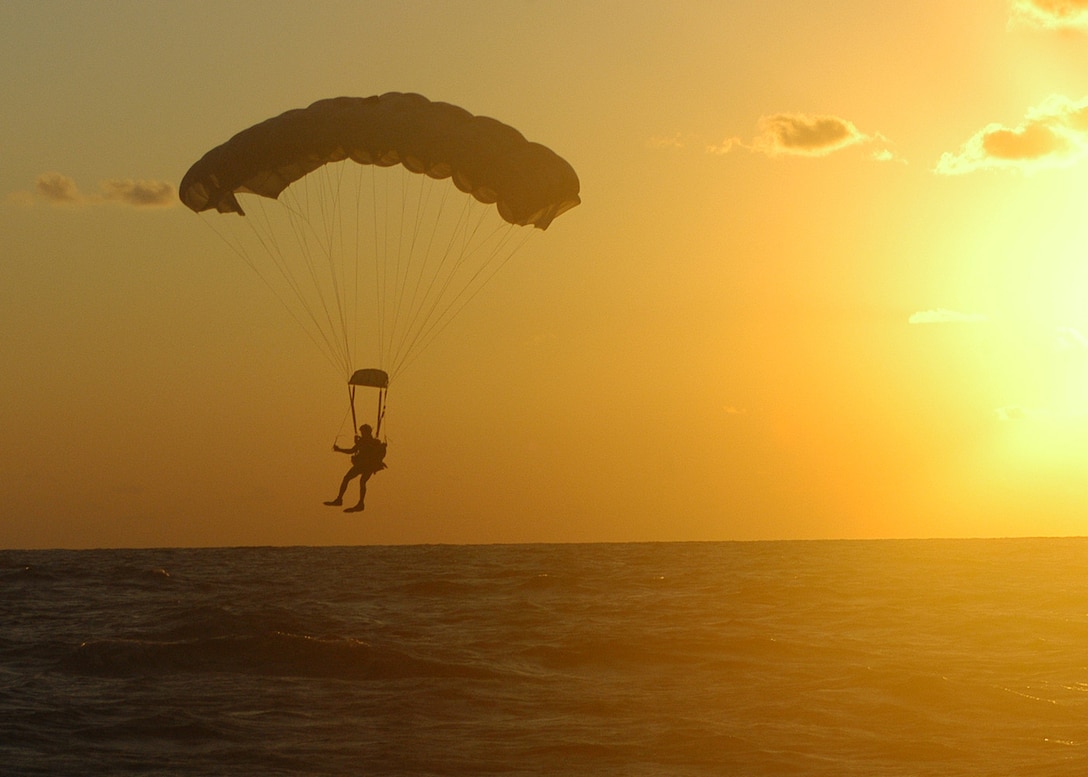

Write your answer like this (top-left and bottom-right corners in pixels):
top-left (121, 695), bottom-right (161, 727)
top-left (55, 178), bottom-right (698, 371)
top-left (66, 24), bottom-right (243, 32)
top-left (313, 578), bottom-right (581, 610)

top-left (5, 0), bottom-right (1088, 548)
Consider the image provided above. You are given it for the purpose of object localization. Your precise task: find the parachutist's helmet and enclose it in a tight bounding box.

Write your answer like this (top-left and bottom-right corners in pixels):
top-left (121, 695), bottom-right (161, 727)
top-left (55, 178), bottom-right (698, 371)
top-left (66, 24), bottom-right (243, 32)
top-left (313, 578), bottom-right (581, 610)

top-left (360, 424), bottom-right (372, 435)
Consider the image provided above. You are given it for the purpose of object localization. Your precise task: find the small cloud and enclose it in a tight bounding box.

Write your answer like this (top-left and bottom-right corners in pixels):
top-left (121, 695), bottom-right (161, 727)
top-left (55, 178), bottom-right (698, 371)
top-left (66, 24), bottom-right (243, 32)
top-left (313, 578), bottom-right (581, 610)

top-left (996, 405), bottom-right (1033, 421)
top-left (909, 308), bottom-right (990, 325)
top-left (35, 172), bottom-right (82, 204)
top-left (100, 179), bottom-right (176, 208)
top-left (723, 405), bottom-right (748, 416)
top-left (651, 132), bottom-right (745, 155)
top-left (752, 113), bottom-right (872, 157)
top-left (935, 95), bottom-right (1088, 175)
top-left (660, 112), bottom-right (895, 160)
top-left (705, 136), bottom-right (743, 155)
top-left (10, 172), bottom-right (176, 209)
top-left (1010, 0), bottom-right (1088, 29)
top-left (994, 404), bottom-right (1088, 422)
top-left (871, 147), bottom-right (907, 164)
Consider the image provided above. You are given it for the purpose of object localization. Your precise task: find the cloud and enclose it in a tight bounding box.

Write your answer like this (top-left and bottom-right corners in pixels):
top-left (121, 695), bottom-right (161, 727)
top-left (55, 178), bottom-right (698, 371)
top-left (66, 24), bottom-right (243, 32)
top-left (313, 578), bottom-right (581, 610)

top-left (996, 405), bottom-right (1026, 421)
top-left (11, 172), bottom-right (176, 208)
top-left (35, 172), bottom-right (82, 204)
top-left (99, 179), bottom-right (176, 207)
top-left (1010, 0), bottom-right (1088, 29)
top-left (935, 95), bottom-right (1088, 174)
top-left (705, 136), bottom-right (743, 155)
top-left (751, 113), bottom-right (872, 157)
top-left (994, 404), bottom-right (1088, 422)
top-left (656, 112), bottom-right (897, 160)
top-left (908, 308), bottom-right (990, 325)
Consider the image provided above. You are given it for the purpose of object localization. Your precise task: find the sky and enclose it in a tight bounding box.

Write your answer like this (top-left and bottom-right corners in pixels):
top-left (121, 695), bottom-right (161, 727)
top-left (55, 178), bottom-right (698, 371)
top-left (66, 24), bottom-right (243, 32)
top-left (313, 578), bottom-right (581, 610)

top-left (5, 0), bottom-right (1088, 548)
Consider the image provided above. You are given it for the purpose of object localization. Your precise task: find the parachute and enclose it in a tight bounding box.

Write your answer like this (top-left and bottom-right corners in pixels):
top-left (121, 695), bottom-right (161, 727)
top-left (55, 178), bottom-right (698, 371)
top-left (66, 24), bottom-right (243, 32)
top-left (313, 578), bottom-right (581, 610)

top-left (180, 93), bottom-right (579, 435)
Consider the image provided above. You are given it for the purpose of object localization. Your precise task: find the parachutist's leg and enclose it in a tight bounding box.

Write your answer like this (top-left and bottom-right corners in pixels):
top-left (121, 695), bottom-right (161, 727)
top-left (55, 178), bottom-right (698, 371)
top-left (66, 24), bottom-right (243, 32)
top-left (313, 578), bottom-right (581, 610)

top-left (324, 469), bottom-right (355, 506)
top-left (345, 474), bottom-right (369, 512)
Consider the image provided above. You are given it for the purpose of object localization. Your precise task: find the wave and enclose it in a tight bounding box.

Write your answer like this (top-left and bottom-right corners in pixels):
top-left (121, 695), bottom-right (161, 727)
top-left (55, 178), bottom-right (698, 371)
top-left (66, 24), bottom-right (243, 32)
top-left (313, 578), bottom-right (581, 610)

top-left (67, 631), bottom-right (374, 679)
top-left (64, 630), bottom-right (509, 683)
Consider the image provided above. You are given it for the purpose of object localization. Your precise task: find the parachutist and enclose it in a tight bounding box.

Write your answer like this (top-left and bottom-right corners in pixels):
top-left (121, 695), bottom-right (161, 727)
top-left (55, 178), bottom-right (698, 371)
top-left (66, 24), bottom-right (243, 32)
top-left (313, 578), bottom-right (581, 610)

top-left (324, 424), bottom-right (386, 512)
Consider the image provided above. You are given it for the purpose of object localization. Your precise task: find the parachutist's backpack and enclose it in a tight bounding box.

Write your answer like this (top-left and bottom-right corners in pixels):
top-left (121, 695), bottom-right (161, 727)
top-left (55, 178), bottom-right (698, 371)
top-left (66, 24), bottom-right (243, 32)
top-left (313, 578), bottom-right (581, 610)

top-left (372, 440), bottom-right (388, 472)
top-left (353, 437), bottom-right (387, 473)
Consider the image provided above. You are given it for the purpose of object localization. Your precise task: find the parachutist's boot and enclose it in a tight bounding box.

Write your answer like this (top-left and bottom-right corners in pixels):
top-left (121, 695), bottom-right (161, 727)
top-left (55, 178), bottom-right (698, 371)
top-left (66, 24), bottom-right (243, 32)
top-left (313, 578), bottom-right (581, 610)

top-left (323, 499), bottom-right (343, 506)
top-left (344, 503), bottom-right (365, 513)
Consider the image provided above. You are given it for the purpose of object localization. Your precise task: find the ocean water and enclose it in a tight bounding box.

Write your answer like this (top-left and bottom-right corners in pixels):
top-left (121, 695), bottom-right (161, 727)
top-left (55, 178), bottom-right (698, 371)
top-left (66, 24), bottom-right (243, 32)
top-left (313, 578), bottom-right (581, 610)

top-left (2, 539), bottom-right (1087, 776)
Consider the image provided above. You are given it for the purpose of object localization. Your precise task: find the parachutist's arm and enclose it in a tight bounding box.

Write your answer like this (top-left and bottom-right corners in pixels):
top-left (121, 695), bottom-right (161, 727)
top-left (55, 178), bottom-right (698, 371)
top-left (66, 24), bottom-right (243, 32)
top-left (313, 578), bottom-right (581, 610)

top-left (333, 436), bottom-right (364, 454)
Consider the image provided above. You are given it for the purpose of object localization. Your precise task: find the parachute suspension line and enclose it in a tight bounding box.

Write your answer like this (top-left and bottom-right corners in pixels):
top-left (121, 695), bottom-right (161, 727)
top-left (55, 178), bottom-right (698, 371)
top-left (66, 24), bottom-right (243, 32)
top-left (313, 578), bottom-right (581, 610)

top-left (202, 163), bottom-right (535, 386)
top-left (259, 164), bottom-right (385, 381)
top-left (308, 167), bottom-right (342, 362)
top-left (380, 166), bottom-right (401, 371)
top-left (386, 168), bottom-right (434, 376)
top-left (436, 221), bottom-right (532, 335)
top-left (405, 181), bottom-right (453, 323)
top-left (387, 172), bottom-right (440, 368)
top-left (350, 163), bottom-right (366, 377)
top-left (384, 174), bottom-right (451, 379)
top-left (317, 162), bottom-right (356, 379)
top-left (369, 166), bottom-right (389, 371)
top-left (244, 189), bottom-right (348, 373)
top-left (388, 199), bottom-right (532, 377)
top-left (384, 191), bottom-right (482, 376)
top-left (392, 222), bottom-right (534, 379)
top-left (282, 169), bottom-right (354, 377)
top-left (266, 192), bottom-right (326, 330)
top-left (197, 207), bottom-right (348, 378)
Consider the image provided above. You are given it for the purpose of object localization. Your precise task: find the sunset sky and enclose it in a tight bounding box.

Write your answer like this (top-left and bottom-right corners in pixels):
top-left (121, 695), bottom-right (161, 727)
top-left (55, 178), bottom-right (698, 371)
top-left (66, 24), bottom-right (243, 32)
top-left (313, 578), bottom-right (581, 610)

top-left (6, 0), bottom-right (1088, 548)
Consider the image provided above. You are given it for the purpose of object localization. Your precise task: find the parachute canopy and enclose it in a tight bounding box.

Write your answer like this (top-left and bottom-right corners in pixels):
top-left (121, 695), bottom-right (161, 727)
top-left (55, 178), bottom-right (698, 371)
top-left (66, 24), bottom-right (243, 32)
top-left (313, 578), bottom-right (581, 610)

top-left (179, 92), bottom-right (581, 229)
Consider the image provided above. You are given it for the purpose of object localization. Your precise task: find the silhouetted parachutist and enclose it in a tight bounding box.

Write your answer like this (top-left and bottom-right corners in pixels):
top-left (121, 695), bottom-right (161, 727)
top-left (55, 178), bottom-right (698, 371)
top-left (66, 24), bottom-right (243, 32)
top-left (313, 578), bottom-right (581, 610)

top-left (324, 424), bottom-right (386, 512)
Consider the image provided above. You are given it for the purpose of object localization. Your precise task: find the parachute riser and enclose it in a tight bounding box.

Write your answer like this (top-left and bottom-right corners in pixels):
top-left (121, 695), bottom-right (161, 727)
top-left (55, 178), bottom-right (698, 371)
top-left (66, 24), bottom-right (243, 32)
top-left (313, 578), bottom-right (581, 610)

top-left (375, 386), bottom-right (387, 439)
top-left (347, 374), bottom-right (389, 441)
top-left (349, 383), bottom-right (358, 436)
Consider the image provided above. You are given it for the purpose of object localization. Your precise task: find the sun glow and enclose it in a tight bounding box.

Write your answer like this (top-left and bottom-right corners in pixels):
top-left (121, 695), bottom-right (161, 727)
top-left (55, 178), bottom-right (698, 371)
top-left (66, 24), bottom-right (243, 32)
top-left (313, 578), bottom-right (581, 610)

top-left (964, 171), bottom-right (1088, 495)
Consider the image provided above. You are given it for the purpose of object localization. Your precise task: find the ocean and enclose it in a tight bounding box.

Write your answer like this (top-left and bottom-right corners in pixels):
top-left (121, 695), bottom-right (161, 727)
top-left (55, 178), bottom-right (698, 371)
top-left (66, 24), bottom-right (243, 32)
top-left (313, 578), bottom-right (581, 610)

top-left (2, 539), bottom-right (1087, 776)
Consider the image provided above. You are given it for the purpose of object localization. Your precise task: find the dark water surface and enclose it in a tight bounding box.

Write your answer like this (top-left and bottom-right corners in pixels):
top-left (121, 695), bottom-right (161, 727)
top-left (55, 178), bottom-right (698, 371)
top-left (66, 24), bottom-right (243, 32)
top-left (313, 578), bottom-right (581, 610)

top-left (2, 539), bottom-right (1087, 775)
